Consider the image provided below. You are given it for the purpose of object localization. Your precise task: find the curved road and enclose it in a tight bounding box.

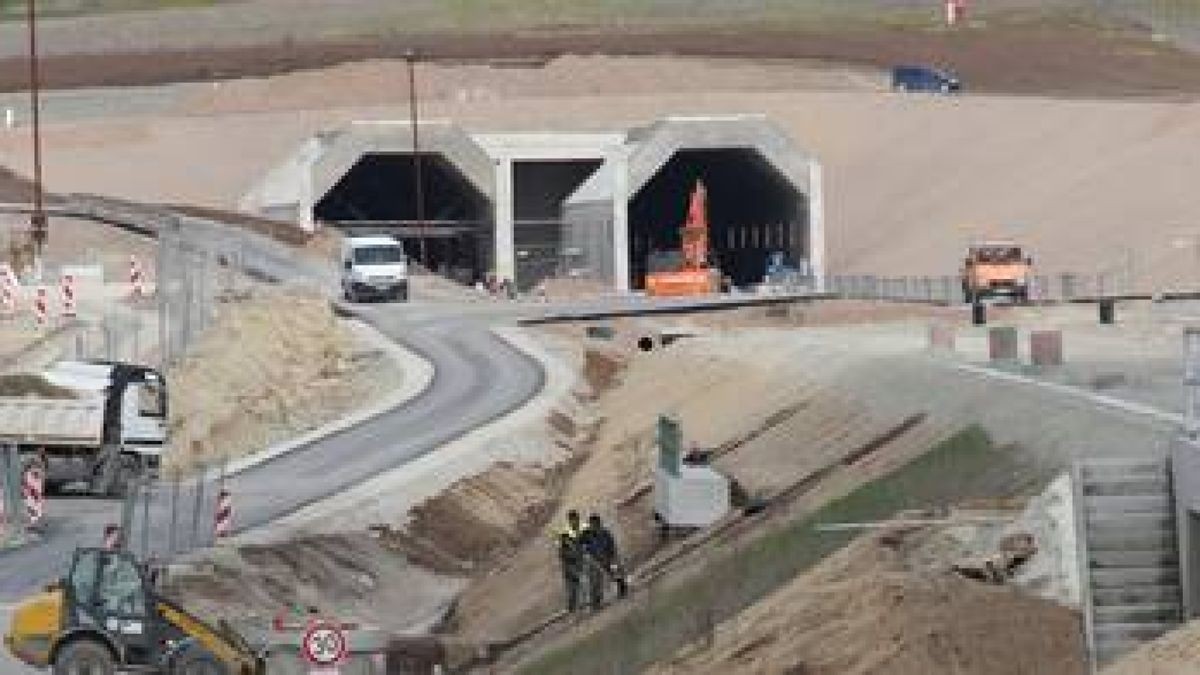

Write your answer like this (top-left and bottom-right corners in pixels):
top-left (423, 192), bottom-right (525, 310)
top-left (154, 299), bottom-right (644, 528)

top-left (0, 301), bottom-right (543, 600)
top-left (0, 210), bottom-right (548, 605)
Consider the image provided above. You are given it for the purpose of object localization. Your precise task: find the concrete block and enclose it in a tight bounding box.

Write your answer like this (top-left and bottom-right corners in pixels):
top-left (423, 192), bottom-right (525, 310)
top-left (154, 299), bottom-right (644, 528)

top-left (927, 323), bottom-right (955, 351)
top-left (988, 326), bottom-right (1018, 362)
top-left (1030, 330), bottom-right (1063, 366)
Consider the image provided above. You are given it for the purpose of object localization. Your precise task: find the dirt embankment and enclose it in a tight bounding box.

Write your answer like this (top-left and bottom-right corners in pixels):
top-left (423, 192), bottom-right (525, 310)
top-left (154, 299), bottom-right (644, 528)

top-left (395, 462), bottom-right (567, 576)
top-left (164, 532), bottom-right (464, 635)
top-left (446, 315), bottom-right (959, 649)
top-left (166, 287), bottom-right (399, 473)
top-left (648, 528), bottom-right (1085, 675)
top-left (1104, 620), bottom-right (1200, 675)
top-left (1, 15), bottom-right (1200, 98)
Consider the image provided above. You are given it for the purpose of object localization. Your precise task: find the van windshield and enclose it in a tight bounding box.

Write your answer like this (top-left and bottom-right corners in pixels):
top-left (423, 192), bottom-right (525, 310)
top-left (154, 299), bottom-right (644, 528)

top-left (973, 247), bottom-right (1023, 263)
top-left (353, 246), bottom-right (404, 265)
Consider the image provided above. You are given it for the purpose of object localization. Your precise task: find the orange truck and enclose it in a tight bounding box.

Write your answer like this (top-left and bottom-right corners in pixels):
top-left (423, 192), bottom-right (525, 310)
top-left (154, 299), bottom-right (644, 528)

top-left (961, 240), bottom-right (1033, 303)
top-left (645, 181), bottom-right (721, 297)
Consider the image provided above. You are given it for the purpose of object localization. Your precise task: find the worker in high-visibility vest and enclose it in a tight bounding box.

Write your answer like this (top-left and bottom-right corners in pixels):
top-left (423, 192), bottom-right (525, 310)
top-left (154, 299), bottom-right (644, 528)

top-left (555, 510), bottom-right (585, 613)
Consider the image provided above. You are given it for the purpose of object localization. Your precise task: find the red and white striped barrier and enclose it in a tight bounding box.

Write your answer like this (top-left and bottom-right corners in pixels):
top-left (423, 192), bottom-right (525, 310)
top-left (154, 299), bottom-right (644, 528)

top-left (103, 523), bottom-right (121, 550)
top-left (33, 287), bottom-right (47, 328)
top-left (945, 0), bottom-right (966, 25)
top-left (0, 265), bottom-right (17, 318)
top-left (0, 282), bottom-right (15, 318)
top-left (60, 274), bottom-right (77, 319)
top-left (22, 464), bottom-right (44, 529)
top-left (214, 489), bottom-right (233, 539)
top-left (129, 255), bottom-right (146, 298)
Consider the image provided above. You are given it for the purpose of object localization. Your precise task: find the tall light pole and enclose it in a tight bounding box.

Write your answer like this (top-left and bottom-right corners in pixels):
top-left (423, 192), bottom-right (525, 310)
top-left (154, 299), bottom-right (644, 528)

top-left (406, 49), bottom-right (427, 268)
top-left (26, 0), bottom-right (46, 279)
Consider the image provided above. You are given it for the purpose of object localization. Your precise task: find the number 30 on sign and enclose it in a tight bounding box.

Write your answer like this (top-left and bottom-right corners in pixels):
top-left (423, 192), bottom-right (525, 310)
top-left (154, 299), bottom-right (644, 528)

top-left (301, 621), bottom-right (348, 668)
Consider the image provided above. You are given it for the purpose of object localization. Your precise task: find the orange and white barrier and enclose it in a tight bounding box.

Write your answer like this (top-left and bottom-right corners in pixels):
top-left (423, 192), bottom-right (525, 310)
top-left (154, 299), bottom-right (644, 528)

top-left (103, 523), bottom-right (121, 550)
top-left (0, 282), bottom-right (15, 318)
top-left (129, 255), bottom-right (146, 298)
top-left (60, 274), bottom-right (77, 319)
top-left (214, 488), bottom-right (233, 539)
top-left (22, 464), bottom-right (44, 529)
top-left (0, 265), bottom-right (18, 318)
top-left (945, 0), bottom-right (966, 25)
top-left (33, 287), bottom-right (48, 328)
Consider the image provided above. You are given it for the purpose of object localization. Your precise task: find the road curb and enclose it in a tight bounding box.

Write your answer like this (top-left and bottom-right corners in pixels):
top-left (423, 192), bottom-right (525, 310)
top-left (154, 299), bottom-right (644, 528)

top-left (215, 316), bottom-right (435, 479)
top-left (952, 361), bottom-right (1183, 427)
top-left (234, 325), bottom-right (574, 543)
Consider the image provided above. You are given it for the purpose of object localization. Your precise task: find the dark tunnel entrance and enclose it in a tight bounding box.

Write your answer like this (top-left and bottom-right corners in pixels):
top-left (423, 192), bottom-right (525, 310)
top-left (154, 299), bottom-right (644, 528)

top-left (513, 159), bottom-right (602, 290)
top-left (314, 152), bottom-right (491, 284)
top-left (628, 148), bottom-right (805, 289)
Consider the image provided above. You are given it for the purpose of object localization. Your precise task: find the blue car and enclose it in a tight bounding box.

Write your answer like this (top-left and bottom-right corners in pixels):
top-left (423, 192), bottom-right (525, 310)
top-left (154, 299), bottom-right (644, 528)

top-left (891, 66), bottom-right (962, 94)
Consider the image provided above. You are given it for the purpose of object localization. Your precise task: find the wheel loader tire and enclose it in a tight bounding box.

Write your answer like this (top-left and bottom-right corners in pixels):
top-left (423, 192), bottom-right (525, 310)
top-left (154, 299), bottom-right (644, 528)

top-left (173, 649), bottom-right (230, 675)
top-left (54, 639), bottom-right (116, 675)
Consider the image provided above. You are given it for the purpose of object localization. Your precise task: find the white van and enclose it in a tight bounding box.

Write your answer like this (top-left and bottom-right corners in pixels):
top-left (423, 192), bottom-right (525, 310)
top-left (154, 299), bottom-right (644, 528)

top-left (340, 236), bottom-right (409, 302)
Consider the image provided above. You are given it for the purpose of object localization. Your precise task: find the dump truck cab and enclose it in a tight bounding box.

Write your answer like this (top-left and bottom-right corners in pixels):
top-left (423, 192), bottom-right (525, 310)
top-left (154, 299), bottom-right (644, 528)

top-left (961, 240), bottom-right (1033, 303)
top-left (4, 360), bottom-right (170, 497)
top-left (5, 547), bottom-right (262, 675)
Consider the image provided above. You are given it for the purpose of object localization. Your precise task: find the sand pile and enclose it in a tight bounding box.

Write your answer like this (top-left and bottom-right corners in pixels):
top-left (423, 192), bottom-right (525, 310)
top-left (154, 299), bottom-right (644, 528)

top-left (1103, 621), bottom-right (1200, 675)
top-left (0, 373), bottom-right (75, 398)
top-left (650, 529), bottom-right (1085, 675)
top-left (166, 287), bottom-right (396, 472)
top-left (405, 462), bottom-right (560, 572)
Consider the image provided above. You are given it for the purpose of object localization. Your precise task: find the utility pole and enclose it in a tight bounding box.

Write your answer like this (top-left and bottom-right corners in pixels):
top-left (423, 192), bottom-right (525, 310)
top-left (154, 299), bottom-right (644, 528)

top-left (26, 0), bottom-right (46, 280)
top-left (406, 50), bottom-right (427, 268)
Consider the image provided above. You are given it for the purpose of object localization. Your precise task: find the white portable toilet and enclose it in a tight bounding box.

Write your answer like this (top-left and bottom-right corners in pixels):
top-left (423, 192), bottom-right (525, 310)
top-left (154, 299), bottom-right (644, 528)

top-left (653, 415), bottom-right (729, 528)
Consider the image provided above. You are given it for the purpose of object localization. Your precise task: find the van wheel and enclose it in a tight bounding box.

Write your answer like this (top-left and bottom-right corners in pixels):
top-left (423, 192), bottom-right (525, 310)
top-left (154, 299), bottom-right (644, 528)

top-left (54, 639), bottom-right (116, 675)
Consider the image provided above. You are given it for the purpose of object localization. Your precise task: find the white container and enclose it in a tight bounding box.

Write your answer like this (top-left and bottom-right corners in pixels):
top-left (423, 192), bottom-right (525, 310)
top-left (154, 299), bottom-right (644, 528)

top-left (655, 464), bottom-right (730, 527)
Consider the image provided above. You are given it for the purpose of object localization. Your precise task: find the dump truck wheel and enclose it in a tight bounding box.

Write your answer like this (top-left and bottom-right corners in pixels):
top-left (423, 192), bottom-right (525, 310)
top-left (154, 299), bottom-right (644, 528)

top-left (173, 649), bottom-right (229, 675)
top-left (53, 639), bottom-right (116, 675)
top-left (105, 455), bottom-right (140, 498)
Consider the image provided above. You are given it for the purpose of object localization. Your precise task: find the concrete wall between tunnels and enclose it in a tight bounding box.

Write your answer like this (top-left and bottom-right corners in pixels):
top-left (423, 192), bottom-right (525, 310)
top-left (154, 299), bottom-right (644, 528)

top-left (245, 115), bottom-right (823, 292)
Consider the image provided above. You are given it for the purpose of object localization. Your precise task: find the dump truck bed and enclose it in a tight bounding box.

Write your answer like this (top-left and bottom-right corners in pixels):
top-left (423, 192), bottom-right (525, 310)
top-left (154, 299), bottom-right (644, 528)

top-left (0, 397), bottom-right (104, 446)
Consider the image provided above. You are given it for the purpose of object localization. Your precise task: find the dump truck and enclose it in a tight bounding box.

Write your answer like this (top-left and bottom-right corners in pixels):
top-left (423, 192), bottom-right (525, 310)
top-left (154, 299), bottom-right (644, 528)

top-left (0, 360), bottom-right (168, 497)
top-left (961, 240), bottom-right (1033, 303)
top-left (645, 181), bottom-right (721, 297)
top-left (5, 547), bottom-right (266, 675)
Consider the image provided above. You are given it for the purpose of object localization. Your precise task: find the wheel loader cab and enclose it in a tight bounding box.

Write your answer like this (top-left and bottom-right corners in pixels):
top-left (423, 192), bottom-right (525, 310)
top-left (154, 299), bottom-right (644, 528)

top-left (60, 547), bottom-right (155, 666)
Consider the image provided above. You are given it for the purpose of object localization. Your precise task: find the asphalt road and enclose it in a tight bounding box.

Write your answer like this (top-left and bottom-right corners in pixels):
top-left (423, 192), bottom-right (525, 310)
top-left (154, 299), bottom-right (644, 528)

top-left (0, 298), bottom-right (544, 596)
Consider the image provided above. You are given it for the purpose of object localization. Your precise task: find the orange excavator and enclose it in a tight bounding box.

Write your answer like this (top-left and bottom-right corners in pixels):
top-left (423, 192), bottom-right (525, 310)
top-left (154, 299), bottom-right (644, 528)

top-left (644, 181), bottom-right (721, 297)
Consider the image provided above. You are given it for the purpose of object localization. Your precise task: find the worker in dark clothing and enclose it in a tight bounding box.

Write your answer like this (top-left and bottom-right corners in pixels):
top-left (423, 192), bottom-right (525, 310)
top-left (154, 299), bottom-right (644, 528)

top-left (556, 510), bottom-right (585, 613)
top-left (580, 514), bottom-right (627, 609)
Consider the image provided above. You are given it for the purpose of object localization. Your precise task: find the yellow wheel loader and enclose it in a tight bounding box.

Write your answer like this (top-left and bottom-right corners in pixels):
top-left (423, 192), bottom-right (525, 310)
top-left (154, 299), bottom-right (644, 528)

top-left (5, 547), bottom-right (265, 675)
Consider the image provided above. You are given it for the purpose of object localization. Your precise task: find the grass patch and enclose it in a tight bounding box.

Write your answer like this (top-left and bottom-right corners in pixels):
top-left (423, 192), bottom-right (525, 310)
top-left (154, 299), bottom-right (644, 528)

top-left (0, 0), bottom-right (221, 22)
top-left (519, 424), bottom-right (1048, 675)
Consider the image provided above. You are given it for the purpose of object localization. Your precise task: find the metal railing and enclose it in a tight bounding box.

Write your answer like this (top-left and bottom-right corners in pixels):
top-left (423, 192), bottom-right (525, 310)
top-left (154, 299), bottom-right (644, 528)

top-left (824, 272), bottom-right (1132, 304)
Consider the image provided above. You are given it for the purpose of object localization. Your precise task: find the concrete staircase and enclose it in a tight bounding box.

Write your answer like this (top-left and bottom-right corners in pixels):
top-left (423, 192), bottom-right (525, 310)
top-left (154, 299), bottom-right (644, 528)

top-left (1076, 458), bottom-right (1183, 669)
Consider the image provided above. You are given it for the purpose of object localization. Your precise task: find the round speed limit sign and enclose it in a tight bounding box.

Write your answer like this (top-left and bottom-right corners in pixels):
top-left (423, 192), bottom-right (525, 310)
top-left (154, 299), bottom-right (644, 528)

top-left (301, 621), bottom-right (348, 666)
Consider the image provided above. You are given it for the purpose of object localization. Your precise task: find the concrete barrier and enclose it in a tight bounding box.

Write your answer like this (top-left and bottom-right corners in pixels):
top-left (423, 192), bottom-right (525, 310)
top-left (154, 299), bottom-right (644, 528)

top-left (928, 323), bottom-right (955, 351)
top-left (1030, 330), bottom-right (1064, 367)
top-left (988, 326), bottom-right (1019, 363)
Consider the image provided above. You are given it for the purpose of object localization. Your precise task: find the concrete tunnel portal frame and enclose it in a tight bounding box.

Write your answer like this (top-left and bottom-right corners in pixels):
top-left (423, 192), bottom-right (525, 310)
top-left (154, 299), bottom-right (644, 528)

top-left (247, 116), bottom-right (824, 292)
top-left (628, 147), bottom-right (808, 289)
top-left (315, 151), bottom-right (491, 283)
